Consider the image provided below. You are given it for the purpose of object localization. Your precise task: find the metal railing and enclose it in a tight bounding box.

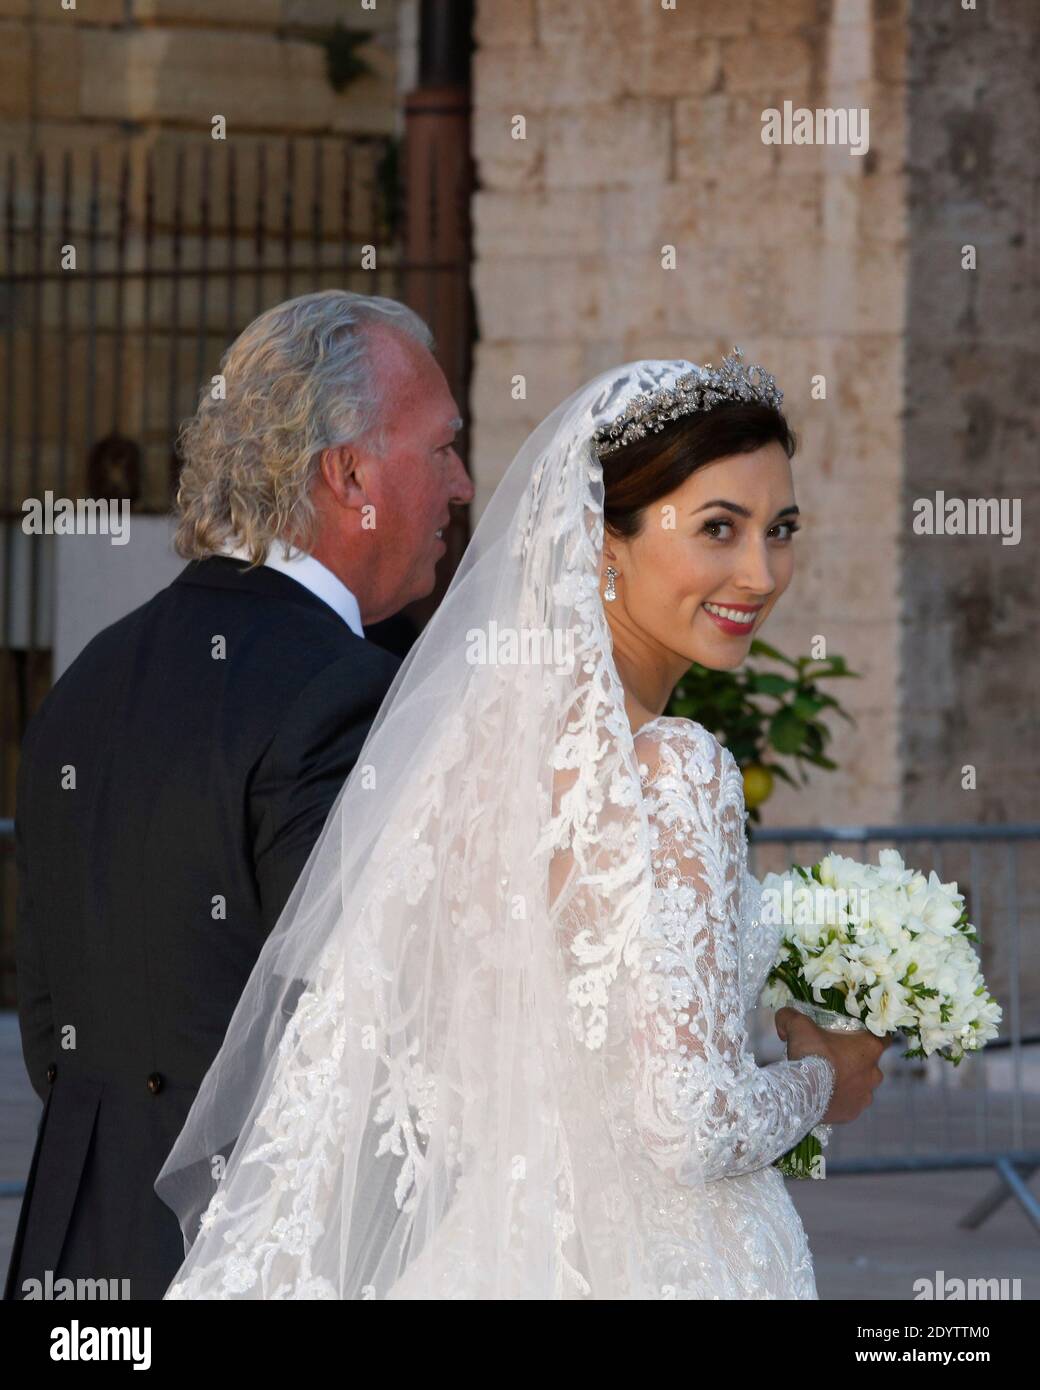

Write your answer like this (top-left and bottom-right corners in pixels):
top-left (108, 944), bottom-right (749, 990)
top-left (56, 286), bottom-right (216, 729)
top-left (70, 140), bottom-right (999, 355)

top-left (748, 822), bottom-right (1040, 1233)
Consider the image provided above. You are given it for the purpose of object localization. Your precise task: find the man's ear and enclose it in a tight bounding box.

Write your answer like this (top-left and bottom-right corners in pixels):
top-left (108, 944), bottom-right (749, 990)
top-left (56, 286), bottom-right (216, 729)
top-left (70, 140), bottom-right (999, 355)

top-left (319, 444), bottom-right (367, 509)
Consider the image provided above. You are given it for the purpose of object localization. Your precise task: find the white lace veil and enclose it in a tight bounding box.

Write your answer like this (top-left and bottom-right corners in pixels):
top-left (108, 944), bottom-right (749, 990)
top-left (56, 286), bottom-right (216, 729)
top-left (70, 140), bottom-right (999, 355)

top-left (155, 359), bottom-right (730, 1299)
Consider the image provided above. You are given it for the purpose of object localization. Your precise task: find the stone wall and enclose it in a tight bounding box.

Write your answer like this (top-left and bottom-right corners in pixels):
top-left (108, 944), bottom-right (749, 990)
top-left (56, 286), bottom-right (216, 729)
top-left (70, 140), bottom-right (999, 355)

top-left (902, 0), bottom-right (1038, 826)
top-left (471, 0), bottom-right (910, 826)
top-left (2, 1), bottom-right (401, 150)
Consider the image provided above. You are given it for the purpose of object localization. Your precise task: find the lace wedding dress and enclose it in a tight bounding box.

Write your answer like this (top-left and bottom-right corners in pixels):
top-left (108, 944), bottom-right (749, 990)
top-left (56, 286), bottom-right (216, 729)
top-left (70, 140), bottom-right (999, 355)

top-left (157, 354), bottom-right (836, 1300)
top-left (378, 716), bottom-right (835, 1301)
top-left (599, 715), bottom-right (834, 1299)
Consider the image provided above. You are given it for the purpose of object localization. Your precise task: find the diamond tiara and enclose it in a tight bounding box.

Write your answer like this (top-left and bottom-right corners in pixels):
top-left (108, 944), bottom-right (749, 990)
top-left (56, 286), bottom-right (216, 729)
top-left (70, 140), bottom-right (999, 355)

top-left (592, 347), bottom-right (784, 460)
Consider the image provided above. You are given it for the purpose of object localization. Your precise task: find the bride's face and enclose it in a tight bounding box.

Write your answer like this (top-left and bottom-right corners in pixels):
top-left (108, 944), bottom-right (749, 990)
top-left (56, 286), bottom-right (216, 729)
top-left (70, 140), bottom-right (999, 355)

top-left (601, 442), bottom-right (799, 673)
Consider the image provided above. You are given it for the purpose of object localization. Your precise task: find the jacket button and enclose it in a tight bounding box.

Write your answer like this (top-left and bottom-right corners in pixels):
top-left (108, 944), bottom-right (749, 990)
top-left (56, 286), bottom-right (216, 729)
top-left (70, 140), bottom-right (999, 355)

top-left (146, 1072), bottom-right (164, 1095)
top-left (46, 1063), bottom-right (57, 1084)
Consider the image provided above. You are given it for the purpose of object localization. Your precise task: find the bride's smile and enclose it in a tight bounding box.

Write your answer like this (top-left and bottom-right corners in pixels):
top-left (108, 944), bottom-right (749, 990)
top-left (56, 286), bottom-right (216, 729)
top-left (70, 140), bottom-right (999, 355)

top-left (701, 600), bottom-right (763, 632)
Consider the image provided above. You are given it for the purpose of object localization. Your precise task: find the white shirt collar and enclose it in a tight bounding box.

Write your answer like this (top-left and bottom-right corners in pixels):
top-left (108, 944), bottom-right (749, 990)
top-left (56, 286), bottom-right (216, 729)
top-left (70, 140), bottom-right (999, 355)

top-left (221, 541), bottom-right (364, 639)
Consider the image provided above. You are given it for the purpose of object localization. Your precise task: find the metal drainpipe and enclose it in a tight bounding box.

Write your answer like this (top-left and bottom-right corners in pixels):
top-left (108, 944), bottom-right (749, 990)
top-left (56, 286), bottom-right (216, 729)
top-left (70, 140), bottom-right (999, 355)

top-left (399, 0), bottom-right (475, 632)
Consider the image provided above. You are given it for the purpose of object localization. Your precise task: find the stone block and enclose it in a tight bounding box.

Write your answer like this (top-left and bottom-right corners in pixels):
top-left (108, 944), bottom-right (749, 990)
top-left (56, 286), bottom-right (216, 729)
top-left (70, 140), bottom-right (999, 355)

top-left (0, 20), bottom-right (29, 118)
top-left (764, 241), bottom-right (907, 337)
top-left (469, 417), bottom-right (538, 517)
top-left (473, 187), bottom-right (605, 259)
top-left (81, 27), bottom-right (396, 134)
top-left (474, 0), bottom-right (537, 48)
top-left (676, 92), bottom-right (785, 181)
top-left (660, 242), bottom-right (782, 340)
top-left (473, 254), bottom-right (603, 342)
top-left (660, 171), bottom-right (824, 248)
top-left (719, 32), bottom-right (817, 93)
top-left (824, 169), bottom-right (908, 244)
top-left (470, 341), bottom-right (586, 425)
top-left (281, 0), bottom-right (396, 28)
top-left (27, 21), bottom-right (83, 122)
top-left (752, 0), bottom-right (828, 31)
top-left (474, 40), bottom-right (627, 111)
top-left (132, 0), bottom-right (283, 24)
top-left (545, 100), bottom-right (672, 189)
top-left (472, 109), bottom-right (545, 191)
top-left (537, 0), bottom-right (753, 44)
top-left (622, 39), bottom-right (721, 99)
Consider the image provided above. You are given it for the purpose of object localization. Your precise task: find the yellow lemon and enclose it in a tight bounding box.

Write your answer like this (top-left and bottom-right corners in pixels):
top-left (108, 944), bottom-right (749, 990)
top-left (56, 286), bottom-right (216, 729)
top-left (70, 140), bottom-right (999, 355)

top-left (742, 763), bottom-right (774, 810)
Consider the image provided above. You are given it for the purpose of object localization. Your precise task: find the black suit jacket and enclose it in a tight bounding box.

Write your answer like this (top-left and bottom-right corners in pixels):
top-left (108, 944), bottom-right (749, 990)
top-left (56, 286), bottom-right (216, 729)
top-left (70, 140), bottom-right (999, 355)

top-left (4, 556), bottom-right (401, 1300)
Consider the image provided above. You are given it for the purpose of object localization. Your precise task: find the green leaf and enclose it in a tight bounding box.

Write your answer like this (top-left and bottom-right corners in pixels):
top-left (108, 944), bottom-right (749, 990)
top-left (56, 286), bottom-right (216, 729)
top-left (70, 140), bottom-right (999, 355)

top-left (769, 762), bottom-right (798, 787)
top-left (804, 724), bottom-right (825, 753)
top-left (800, 752), bottom-right (838, 770)
top-left (749, 673), bottom-right (797, 696)
top-left (792, 693), bottom-right (825, 718)
top-left (768, 707), bottom-right (807, 754)
top-left (748, 639), bottom-right (800, 669)
top-left (319, 23), bottom-right (375, 91)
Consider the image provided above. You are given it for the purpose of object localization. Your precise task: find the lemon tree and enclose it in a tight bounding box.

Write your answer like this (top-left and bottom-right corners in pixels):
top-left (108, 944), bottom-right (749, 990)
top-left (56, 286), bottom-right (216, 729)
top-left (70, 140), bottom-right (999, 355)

top-left (665, 640), bottom-right (859, 823)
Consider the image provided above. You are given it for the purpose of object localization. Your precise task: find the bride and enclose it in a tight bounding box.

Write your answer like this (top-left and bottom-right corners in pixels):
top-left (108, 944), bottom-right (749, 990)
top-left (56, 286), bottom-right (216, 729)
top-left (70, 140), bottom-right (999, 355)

top-left (156, 350), bottom-right (888, 1300)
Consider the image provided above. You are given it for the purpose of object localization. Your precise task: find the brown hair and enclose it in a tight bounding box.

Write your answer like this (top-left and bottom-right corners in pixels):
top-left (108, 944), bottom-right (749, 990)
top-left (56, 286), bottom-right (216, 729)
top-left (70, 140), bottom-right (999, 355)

top-left (602, 402), bottom-right (796, 539)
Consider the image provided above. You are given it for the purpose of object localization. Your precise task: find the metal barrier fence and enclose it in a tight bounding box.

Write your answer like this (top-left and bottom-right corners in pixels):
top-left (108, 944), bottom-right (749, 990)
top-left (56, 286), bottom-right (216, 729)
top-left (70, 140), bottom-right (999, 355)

top-left (2, 820), bottom-right (1037, 1232)
top-left (748, 822), bottom-right (1040, 1233)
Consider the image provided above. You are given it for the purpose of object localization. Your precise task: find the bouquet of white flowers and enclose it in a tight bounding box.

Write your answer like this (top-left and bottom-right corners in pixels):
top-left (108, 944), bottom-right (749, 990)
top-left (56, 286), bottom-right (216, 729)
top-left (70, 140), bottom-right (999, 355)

top-left (758, 848), bottom-right (1002, 1179)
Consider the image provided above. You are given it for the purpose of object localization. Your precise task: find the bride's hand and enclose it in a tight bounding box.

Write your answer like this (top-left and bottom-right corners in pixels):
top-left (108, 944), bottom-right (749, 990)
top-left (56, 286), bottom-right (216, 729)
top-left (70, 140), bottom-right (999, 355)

top-left (775, 1006), bottom-right (892, 1125)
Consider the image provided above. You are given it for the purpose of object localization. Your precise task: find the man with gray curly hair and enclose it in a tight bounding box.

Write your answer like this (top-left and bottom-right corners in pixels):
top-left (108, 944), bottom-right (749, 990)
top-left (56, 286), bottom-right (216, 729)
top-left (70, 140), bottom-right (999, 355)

top-left (173, 288), bottom-right (472, 616)
top-left (6, 289), bottom-right (473, 1302)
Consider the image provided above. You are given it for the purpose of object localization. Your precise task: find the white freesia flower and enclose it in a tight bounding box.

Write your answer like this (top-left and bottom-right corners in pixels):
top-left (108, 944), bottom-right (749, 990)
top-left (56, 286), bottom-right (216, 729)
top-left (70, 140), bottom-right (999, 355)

top-left (865, 885), bottom-right (907, 938)
top-left (792, 884), bottom-right (838, 948)
top-left (801, 940), bottom-right (850, 999)
top-left (809, 884), bottom-right (840, 926)
top-left (761, 976), bottom-right (793, 1010)
top-left (816, 855), bottom-right (839, 888)
top-left (819, 853), bottom-right (872, 893)
top-left (863, 979), bottom-right (915, 1034)
top-left (910, 867), bottom-right (964, 907)
top-left (908, 880), bottom-right (964, 937)
top-left (876, 848), bottom-right (916, 886)
top-left (759, 851), bottom-right (1001, 1067)
top-left (906, 936), bottom-right (942, 977)
top-left (853, 940), bottom-right (890, 989)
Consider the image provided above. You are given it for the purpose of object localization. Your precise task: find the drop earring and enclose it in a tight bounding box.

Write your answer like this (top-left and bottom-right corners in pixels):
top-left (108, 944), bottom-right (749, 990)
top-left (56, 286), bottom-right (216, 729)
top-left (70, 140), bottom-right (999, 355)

top-left (604, 566), bottom-right (618, 602)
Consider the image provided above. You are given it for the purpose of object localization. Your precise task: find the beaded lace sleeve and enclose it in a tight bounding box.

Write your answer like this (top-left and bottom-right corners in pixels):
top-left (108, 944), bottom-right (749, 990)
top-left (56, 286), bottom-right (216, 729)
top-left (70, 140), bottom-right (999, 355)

top-left (628, 721), bottom-right (837, 1183)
